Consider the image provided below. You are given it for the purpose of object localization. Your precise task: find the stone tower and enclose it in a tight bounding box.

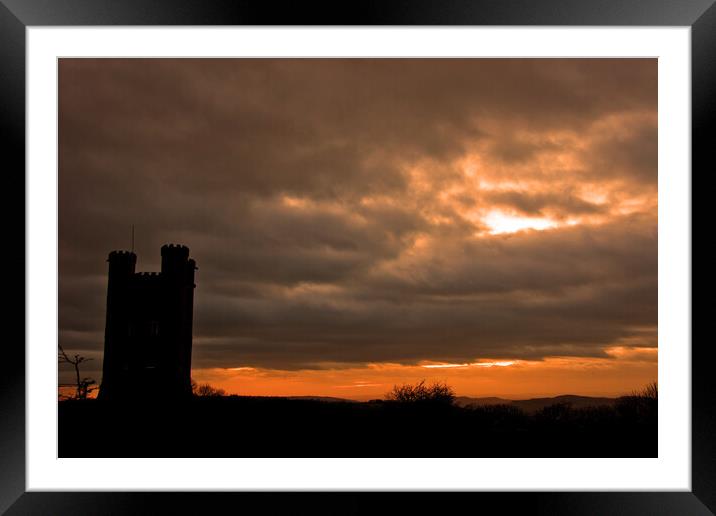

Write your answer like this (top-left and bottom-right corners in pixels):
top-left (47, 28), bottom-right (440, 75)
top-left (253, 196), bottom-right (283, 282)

top-left (98, 244), bottom-right (197, 400)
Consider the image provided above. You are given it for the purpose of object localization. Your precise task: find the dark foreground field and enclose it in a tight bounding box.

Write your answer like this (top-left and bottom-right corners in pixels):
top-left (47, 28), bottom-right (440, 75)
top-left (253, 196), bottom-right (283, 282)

top-left (59, 395), bottom-right (657, 457)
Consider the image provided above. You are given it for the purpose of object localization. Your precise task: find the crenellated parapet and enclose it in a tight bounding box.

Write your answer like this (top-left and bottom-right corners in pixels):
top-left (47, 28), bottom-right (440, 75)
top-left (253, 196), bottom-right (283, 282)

top-left (107, 250), bottom-right (136, 265)
top-left (133, 271), bottom-right (163, 285)
top-left (108, 250), bottom-right (136, 258)
top-left (161, 243), bottom-right (190, 260)
top-left (135, 271), bottom-right (161, 277)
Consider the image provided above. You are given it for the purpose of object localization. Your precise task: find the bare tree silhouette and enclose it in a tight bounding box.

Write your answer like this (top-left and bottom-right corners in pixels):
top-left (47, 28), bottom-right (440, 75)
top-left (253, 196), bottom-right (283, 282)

top-left (386, 379), bottom-right (455, 405)
top-left (191, 380), bottom-right (226, 397)
top-left (58, 344), bottom-right (97, 400)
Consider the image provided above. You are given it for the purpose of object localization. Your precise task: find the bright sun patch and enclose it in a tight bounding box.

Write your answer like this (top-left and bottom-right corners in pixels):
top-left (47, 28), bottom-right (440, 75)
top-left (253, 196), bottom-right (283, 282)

top-left (421, 360), bottom-right (516, 369)
top-left (484, 210), bottom-right (559, 234)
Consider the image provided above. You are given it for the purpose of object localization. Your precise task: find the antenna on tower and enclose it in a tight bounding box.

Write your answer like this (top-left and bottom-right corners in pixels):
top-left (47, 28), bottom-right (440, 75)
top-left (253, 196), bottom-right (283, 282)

top-left (131, 224), bottom-right (135, 253)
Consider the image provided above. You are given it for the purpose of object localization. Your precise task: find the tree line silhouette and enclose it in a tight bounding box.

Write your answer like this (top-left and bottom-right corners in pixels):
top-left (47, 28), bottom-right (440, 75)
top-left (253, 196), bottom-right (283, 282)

top-left (58, 372), bottom-right (657, 458)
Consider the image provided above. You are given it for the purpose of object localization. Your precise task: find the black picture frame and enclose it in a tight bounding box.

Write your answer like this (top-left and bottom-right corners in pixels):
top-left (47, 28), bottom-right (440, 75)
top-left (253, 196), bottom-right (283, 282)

top-left (1, 1), bottom-right (710, 514)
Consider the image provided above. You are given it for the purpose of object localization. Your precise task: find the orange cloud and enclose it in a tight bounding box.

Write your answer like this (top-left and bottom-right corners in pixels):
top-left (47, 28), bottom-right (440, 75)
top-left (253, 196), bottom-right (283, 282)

top-left (59, 59), bottom-right (657, 390)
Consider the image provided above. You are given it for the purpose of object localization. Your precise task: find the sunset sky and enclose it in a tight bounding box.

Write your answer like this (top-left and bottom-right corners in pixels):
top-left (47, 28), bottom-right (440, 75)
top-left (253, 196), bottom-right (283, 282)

top-left (58, 58), bottom-right (657, 399)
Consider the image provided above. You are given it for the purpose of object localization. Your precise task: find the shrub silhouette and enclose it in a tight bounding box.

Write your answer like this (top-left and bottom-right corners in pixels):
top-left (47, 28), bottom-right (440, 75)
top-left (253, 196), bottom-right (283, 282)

top-left (633, 381), bottom-right (658, 400)
top-left (386, 380), bottom-right (455, 405)
top-left (616, 381), bottom-right (657, 421)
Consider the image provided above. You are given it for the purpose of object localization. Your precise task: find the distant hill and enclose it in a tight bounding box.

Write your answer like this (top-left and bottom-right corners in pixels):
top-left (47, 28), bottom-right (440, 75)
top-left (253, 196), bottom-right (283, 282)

top-left (284, 396), bottom-right (356, 403)
top-left (231, 394), bottom-right (617, 411)
top-left (454, 395), bottom-right (616, 413)
top-left (218, 394), bottom-right (358, 403)
top-left (454, 396), bottom-right (509, 407)
top-left (260, 394), bottom-right (617, 411)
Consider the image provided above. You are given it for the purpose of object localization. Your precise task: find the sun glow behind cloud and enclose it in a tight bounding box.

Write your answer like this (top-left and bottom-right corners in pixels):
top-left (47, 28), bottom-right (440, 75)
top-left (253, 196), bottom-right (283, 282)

top-left (483, 210), bottom-right (560, 235)
top-left (421, 360), bottom-right (516, 369)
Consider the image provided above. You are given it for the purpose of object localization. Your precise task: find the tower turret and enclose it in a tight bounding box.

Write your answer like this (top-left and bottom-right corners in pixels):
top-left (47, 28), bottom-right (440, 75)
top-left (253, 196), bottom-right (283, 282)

top-left (159, 243), bottom-right (196, 397)
top-left (99, 251), bottom-right (137, 400)
top-left (161, 244), bottom-right (190, 276)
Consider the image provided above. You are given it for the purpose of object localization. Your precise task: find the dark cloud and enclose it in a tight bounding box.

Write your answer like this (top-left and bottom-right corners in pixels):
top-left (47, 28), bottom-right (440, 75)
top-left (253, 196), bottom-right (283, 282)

top-left (58, 58), bottom-right (657, 376)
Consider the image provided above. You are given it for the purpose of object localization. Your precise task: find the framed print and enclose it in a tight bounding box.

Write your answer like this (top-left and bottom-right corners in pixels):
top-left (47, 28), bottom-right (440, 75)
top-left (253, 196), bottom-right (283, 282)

top-left (2, 1), bottom-right (712, 514)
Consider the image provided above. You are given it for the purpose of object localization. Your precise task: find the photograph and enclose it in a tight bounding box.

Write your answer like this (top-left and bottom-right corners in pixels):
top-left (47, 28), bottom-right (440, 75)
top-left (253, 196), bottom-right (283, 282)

top-left (1, 0), bottom-right (708, 508)
top-left (57, 57), bottom-right (658, 458)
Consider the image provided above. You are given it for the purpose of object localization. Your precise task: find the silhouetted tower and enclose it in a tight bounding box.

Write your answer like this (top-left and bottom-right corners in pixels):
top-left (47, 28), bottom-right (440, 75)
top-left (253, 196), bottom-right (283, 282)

top-left (98, 244), bottom-right (197, 401)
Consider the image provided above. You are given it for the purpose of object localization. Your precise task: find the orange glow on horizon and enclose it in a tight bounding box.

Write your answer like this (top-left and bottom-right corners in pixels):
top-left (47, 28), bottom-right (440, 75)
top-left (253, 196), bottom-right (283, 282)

top-left (58, 385), bottom-right (98, 400)
top-left (191, 346), bottom-right (657, 401)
